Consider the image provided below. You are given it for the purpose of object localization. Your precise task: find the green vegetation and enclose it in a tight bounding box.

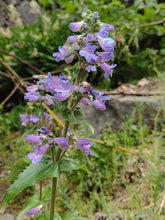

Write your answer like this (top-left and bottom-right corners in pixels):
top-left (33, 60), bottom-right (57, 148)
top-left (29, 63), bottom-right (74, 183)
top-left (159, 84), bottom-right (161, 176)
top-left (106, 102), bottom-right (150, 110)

top-left (0, 104), bottom-right (165, 219)
top-left (0, 0), bottom-right (165, 219)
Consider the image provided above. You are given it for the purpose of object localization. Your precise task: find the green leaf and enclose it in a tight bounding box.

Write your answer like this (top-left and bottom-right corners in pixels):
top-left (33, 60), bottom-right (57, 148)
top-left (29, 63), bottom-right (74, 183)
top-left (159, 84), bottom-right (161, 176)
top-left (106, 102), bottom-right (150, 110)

top-left (78, 120), bottom-right (95, 134)
top-left (61, 107), bottom-right (82, 121)
top-left (135, 213), bottom-right (152, 218)
top-left (61, 211), bottom-right (79, 220)
top-left (34, 212), bottom-right (61, 220)
top-left (59, 158), bottom-right (84, 172)
top-left (1, 156), bottom-right (59, 206)
top-left (17, 186), bottom-right (51, 218)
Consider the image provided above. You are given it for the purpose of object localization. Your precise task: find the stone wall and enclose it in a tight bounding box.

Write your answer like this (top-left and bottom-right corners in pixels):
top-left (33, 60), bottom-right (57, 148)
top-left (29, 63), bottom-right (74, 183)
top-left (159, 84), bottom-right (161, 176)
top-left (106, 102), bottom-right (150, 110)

top-left (79, 94), bottom-right (165, 138)
top-left (0, 0), bottom-right (41, 27)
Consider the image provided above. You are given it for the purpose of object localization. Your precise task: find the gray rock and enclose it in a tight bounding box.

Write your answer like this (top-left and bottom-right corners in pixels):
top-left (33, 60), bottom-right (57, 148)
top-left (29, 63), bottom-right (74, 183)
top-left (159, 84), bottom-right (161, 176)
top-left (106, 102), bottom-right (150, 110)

top-left (0, 214), bottom-right (15, 220)
top-left (80, 94), bottom-right (165, 138)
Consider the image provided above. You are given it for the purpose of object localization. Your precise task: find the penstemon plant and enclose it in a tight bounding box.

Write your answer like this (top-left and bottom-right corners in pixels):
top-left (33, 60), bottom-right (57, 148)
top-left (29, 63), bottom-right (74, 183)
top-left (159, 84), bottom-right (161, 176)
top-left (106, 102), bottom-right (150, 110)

top-left (1, 9), bottom-right (116, 220)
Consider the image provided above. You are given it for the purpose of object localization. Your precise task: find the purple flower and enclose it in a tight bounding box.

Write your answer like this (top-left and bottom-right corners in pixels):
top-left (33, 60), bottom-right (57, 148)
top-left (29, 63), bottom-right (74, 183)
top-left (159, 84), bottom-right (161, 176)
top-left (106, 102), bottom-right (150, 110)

top-left (75, 137), bottom-right (93, 155)
top-left (97, 36), bottom-right (115, 52)
top-left (97, 52), bottom-right (114, 62)
top-left (65, 54), bottom-right (74, 63)
top-left (72, 42), bottom-right (80, 51)
top-left (97, 28), bottom-right (109, 38)
top-left (80, 97), bottom-right (90, 106)
top-left (67, 35), bottom-right (80, 43)
top-left (55, 137), bottom-right (69, 150)
top-left (69, 21), bottom-right (83, 32)
top-left (44, 73), bottom-right (75, 101)
top-left (43, 112), bottom-right (53, 121)
top-left (20, 114), bottom-right (30, 126)
top-left (26, 85), bottom-right (37, 93)
top-left (53, 81), bottom-right (75, 101)
top-left (28, 145), bottom-right (48, 164)
top-left (37, 127), bottom-right (52, 135)
top-left (100, 63), bottom-right (117, 78)
top-left (80, 82), bottom-right (91, 94)
top-left (101, 23), bottom-right (114, 32)
top-left (24, 91), bottom-right (40, 102)
top-left (30, 115), bottom-right (39, 124)
top-left (53, 45), bottom-right (71, 62)
top-left (27, 205), bottom-right (43, 215)
top-left (85, 65), bottom-right (96, 72)
top-left (79, 43), bottom-right (97, 63)
top-left (59, 73), bottom-right (71, 81)
top-left (41, 95), bottom-right (54, 106)
top-left (26, 135), bottom-right (44, 146)
top-left (93, 91), bottom-right (110, 111)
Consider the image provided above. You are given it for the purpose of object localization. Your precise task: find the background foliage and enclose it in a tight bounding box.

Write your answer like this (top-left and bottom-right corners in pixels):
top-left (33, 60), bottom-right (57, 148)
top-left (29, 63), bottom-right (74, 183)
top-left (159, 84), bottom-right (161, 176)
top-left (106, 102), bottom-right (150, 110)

top-left (0, 0), bottom-right (165, 106)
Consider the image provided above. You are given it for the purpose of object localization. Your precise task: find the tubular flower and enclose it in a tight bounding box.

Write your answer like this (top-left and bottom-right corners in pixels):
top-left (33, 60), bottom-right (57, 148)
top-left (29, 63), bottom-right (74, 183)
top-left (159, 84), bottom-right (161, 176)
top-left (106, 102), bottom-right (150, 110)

top-left (44, 73), bottom-right (75, 101)
top-left (100, 63), bottom-right (117, 78)
top-left (79, 43), bottom-right (97, 63)
top-left (93, 93), bottom-right (110, 111)
top-left (20, 114), bottom-right (30, 126)
top-left (28, 145), bottom-right (49, 164)
top-left (26, 135), bottom-right (44, 146)
top-left (27, 205), bottom-right (43, 216)
top-left (75, 137), bottom-right (93, 155)
top-left (53, 45), bottom-right (71, 62)
top-left (55, 137), bottom-right (69, 150)
top-left (97, 36), bottom-right (116, 52)
top-left (80, 97), bottom-right (91, 106)
top-left (69, 21), bottom-right (84, 32)
top-left (29, 115), bottom-right (39, 124)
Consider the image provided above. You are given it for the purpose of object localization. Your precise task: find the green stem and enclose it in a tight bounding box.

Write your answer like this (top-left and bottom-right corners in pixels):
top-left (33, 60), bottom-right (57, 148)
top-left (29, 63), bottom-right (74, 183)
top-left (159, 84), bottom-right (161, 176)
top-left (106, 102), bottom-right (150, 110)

top-left (50, 177), bottom-right (58, 220)
top-left (75, 66), bottom-right (85, 86)
top-left (49, 66), bottom-right (85, 220)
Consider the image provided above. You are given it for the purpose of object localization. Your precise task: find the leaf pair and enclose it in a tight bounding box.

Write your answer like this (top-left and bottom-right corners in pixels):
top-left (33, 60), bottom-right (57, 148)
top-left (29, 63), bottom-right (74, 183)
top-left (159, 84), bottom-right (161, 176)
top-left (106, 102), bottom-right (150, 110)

top-left (1, 156), bottom-right (84, 206)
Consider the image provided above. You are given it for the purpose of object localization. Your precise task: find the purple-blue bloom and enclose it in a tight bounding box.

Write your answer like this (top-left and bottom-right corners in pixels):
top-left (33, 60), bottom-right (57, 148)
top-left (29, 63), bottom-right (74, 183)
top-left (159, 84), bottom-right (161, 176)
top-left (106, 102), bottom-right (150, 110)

top-left (97, 52), bottom-right (114, 62)
top-left (44, 73), bottom-right (75, 102)
top-left (69, 21), bottom-right (83, 32)
top-left (75, 137), bottom-right (93, 155)
top-left (53, 45), bottom-right (71, 62)
top-left (93, 91), bottom-right (110, 111)
top-left (41, 95), bottom-right (54, 106)
top-left (27, 205), bottom-right (43, 215)
top-left (37, 127), bottom-right (52, 135)
top-left (26, 135), bottom-right (44, 146)
top-left (100, 63), bottom-right (117, 78)
top-left (97, 36), bottom-right (115, 52)
top-left (67, 35), bottom-right (80, 43)
top-left (43, 112), bottom-right (53, 121)
top-left (79, 43), bottom-right (97, 63)
top-left (55, 137), bottom-right (69, 150)
top-left (29, 115), bottom-right (39, 124)
top-left (101, 23), bottom-right (114, 32)
top-left (28, 145), bottom-right (48, 164)
top-left (97, 27), bottom-right (109, 38)
top-left (24, 91), bottom-right (40, 102)
top-left (80, 97), bottom-right (90, 106)
top-left (85, 65), bottom-right (96, 72)
top-left (20, 114), bottom-right (30, 126)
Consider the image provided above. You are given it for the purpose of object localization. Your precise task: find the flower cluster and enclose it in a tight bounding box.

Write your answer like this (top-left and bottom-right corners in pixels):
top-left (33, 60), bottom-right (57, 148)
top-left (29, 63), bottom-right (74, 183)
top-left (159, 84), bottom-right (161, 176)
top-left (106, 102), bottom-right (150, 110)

top-left (53, 9), bottom-right (116, 78)
top-left (26, 127), bottom-right (93, 164)
top-left (19, 112), bottom-right (53, 126)
top-left (80, 82), bottom-right (110, 111)
top-left (24, 75), bottom-right (53, 105)
top-left (20, 10), bottom-right (116, 166)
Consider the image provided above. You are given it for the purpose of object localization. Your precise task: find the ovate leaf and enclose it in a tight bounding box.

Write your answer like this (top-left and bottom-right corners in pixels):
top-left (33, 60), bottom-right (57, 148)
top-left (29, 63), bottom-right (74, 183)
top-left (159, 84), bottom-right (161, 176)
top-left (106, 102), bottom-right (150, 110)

top-left (1, 156), bottom-right (59, 206)
top-left (59, 158), bottom-right (84, 172)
